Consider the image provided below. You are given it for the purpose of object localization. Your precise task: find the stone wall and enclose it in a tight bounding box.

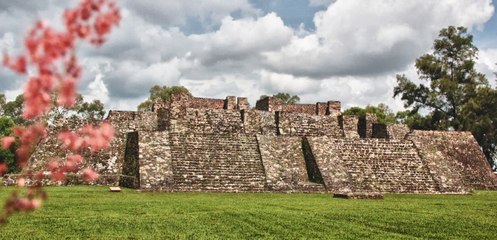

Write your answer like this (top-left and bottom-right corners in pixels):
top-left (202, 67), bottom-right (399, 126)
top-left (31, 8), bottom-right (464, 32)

top-left (408, 131), bottom-right (497, 191)
top-left (137, 131), bottom-right (174, 191)
top-left (171, 108), bottom-right (244, 134)
top-left (237, 97), bottom-right (249, 110)
top-left (256, 135), bottom-right (325, 192)
top-left (279, 104), bottom-right (316, 115)
top-left (372, 123), bottom-right (388, 139)
top-left (169, 134), bottom-right (267, 192)
top-left (120, 132), bottom-right (140, 188)
top-left (14, 110), bottom-right (158, 187)
top-left (255, 97), bottom-right (341, 116)
top-left (307, 137), bottom-right (439, 193)
top-left (255, 97), bottom-right (280, 111)
top-left (372, 123), bottom-right (410, 140)
top-left (387, 124), bottom-right (410, 140)
top-left (185, 97), bottom-right (225, 109)
top-left (26, 117), bottom-right (121, 177)
top-left (328, 101), bottom-right (341, 116)
top-left (15, 93), bottom-right (496, 194)
top-left (277, 112), bottom-right (343, 137)
top-left (316, 102), bottom-right (328, 116)
top-left (341, 115), bottom-right (360, 138)
top-left (358, 114), bottom-right (377, 138)
top-left (2, 173), bottom-right (120, 186)
top-left (242, 110), bottom-right (277, 135)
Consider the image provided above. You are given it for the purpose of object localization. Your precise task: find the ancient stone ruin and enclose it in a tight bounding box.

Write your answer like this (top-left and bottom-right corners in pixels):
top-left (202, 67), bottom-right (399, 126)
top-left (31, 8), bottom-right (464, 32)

top-left (4, 94), bottom-right (497, 195)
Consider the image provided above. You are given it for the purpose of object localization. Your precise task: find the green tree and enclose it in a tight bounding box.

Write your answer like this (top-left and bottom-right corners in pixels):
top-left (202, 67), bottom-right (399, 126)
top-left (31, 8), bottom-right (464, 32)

top-left (343, 103), bottom-right (396, 124)
top-left (138, 85), bottom-right (191, 111)
top-left (395, 110), bottom-right (436, 130)
top-left (2, 94), bottom-right (105, 124)
top-left (461, 87), bottom-right (497, 169)
top-left (0, 93), bottom-right (5, 115)
top-left (0, 117), bottom-right (17, 173)
top-left (259, 92), bottom-right (300, 104)
top-left (75, 99), bottom-right (105, 122)
top-left (1, 94), bottom-right (26, 125)
top-left (50, 94), bottom-right (105, 123)
top-left (394, 26), bottom-right (495, 166)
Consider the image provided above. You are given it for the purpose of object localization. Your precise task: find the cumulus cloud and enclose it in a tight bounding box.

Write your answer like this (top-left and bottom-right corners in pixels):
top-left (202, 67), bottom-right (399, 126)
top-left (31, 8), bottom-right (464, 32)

top-left (264, 0), bottom-right (494, 78)
top-left (84, 74), bottom-right (110, 104)
top-left (477, 48), bottom-right (497, 86)
top-left (122, 0), bottom-right (258, 30)
top-left (189, 13), bottom-right (293, 65)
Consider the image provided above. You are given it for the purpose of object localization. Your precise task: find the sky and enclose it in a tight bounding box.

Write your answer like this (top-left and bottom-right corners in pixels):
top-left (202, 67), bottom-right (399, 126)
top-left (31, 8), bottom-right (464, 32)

top-left (1, 0), bottom-right (497, 112)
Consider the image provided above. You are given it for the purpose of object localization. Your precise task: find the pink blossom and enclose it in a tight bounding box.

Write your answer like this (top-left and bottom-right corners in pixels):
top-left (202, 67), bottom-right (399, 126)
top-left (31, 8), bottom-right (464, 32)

top-left (34, 171), bottom-right (44, 181)
top-left (1, 137), bottom-right (15, 149)
top-left (0, 163), bottom-right (7, 175)
top-left (52, 170), bottom-right (66, 181)
top-left (0, 0), bottom-right (120, 223)
top-left (65, 155), bottom-right (83, 172)
top-left (47, 160), bottom-right (60, 172)
top-left (57, 77), bottom-right (76, 107)
top-left (67, 155), bottom-right (83, 164)
top-left (82, 168), bottom-right (99, 182)
top-left (58, 131), bottom-right (84, 151)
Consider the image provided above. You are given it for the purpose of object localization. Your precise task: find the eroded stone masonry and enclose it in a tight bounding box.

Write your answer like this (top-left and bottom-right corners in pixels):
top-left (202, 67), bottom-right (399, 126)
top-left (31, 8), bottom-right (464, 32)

top-left (4, 94), bottom-right (497, 194)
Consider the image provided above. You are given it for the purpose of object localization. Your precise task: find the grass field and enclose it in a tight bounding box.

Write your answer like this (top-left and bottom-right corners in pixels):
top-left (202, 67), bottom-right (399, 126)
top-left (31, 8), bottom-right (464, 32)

top-left (0, 187), bottom-right (496, 239)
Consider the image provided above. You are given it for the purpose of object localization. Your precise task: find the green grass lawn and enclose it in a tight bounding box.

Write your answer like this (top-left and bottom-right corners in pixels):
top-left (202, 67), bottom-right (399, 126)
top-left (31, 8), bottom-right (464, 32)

top-left (0, 187), bottom-right (496, 239)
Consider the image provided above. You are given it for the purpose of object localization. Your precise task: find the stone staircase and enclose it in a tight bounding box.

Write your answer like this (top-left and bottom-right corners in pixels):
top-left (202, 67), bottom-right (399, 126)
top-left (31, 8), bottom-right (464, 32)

top-left (170, 134), bottom-right (267, 192)
top-left (297, 182), bottom-right (326, 193)
top-left (309, 137), bottom-right (439, 193)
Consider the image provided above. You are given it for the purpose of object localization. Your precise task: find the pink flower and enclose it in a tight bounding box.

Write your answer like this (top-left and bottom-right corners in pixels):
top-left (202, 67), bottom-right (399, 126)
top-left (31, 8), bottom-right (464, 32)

top-left (1, 137), bottom-right (15, 149)
top-left (82, 168), bottom-right (99, 182)
top-left (34, 171), bottom-right (44, 181)
top-left (58, 77), bottom-right (76, 107)
top-left (65, 155), bottom-right (83, 172)
top-left (0, 163), bottom-right (7, 175)
top-left (52, 170), bottom-right (66, 181)
top-left (0, 0), bottom-right (120, 223)
top-left (58, 131), bottom-right (84, 151)
top-left (47, 160), bottom-right (60, 172)
top-left (67, 154), bottom-right (83, 164)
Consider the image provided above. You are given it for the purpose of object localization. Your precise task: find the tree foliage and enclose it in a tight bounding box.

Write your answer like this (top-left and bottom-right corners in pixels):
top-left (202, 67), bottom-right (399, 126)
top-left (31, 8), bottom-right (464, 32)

top-left (0, 94), bottom-right (5, 115)
top-left (49, 94), bottom-right (105, 123)
top-left (138, 85), bottom-right (191, 111)
top-left (1, 95), bottom-right (25, 125)
top-left (0, 94), bottom-right (104, 124)
top-left (0, 117), bottom-right (17, 173)
top-left (260, 92), bottom-right (300, 104)
top-left (343, 103), bottom-right (396, 124)
top-left (394, 26), bottom-right (496, 167)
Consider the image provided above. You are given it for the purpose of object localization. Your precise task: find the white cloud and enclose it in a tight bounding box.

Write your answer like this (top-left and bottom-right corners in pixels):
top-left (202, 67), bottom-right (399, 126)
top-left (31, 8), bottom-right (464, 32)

top-left (259, 70), bottom-right (321, 94)
top-left (122, 0), bottom-right (258, 29)
top-left (0, 32), bottom-right (14, 52)
top-left (190, 13), bottom-right (293, 65)
top-left (84, 74), bottom-right (110, 105)
top-left (264, 0), bottom-right (494, 78)
top-left (477, 48), bottom-right (497, 86)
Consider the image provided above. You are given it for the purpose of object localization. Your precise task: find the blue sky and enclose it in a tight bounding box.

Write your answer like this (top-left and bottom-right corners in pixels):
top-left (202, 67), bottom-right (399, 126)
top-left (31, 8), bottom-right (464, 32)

top-left (250, 0), bottom-right (325, 30)
top-left (1, 0), bottom-right (496, 111)
top-left (474, 0), bottom-right (497, 47)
